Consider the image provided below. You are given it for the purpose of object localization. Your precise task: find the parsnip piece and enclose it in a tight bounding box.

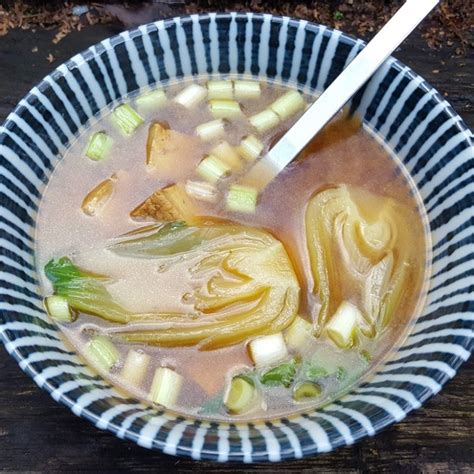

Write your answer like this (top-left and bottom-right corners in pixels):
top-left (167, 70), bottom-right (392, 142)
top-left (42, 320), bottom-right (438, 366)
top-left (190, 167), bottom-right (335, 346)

top-left (81, 175), bottom-right (116, 216)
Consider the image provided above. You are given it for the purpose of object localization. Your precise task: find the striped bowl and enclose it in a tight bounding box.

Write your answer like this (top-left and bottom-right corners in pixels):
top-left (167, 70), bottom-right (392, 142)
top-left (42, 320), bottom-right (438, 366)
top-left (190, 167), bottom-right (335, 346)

top-left (0, 13), bottom-right (472, 463)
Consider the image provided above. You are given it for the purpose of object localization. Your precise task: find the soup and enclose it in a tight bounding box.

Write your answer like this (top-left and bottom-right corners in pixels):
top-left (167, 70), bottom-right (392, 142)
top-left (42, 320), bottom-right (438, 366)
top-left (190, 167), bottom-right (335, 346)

top-left (35, 78), bottom-right (429, 420)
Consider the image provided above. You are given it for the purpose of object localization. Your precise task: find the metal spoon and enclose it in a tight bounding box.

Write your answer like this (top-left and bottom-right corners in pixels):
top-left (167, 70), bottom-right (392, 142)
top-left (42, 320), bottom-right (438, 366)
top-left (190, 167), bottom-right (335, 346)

top-left (243, 0), bottom-right (440, 190)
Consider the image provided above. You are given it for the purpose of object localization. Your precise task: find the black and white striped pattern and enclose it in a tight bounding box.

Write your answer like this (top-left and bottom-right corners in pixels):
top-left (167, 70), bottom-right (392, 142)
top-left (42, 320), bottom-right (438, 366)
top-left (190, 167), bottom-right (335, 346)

top-left (0, 13), bottom-right (472, 462)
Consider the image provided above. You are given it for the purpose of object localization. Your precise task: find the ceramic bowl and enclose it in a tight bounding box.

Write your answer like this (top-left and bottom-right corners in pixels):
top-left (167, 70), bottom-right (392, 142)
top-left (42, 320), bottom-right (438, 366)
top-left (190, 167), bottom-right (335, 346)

top-left (0, 13), bottom-right (472, 462)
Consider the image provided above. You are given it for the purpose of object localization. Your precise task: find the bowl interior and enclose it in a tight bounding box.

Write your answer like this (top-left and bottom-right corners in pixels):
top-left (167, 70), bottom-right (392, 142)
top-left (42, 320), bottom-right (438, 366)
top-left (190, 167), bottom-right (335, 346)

top-left (0, 13), bottom-right (472, 462)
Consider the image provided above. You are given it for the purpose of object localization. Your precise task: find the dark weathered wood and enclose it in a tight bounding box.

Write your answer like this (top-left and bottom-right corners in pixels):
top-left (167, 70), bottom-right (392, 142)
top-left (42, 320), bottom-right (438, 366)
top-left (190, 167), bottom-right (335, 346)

top-left (0, 24), bottom-right (472, 473)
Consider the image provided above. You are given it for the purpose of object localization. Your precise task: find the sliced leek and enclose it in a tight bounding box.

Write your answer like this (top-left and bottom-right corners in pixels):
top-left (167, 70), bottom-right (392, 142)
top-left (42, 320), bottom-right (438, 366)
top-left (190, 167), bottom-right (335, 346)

top-left (85, 336), bottom-right (120, 372)
top-left (224, 376), bottom-right (256, 414)
top-left (249, 109), bottom-right (280, 133)
top-left (196, 154), bottom-right (231, 183)
top-left (207, 80), bottom-right (234, 99)
top-left (135, 89), bottom-right (167, 110)
top-left (112, 104), bottom-right (144, 135)
top-left (248, 333), bottom-right (288, 367)
top-left (196, 119), bottom-right (226, 141)
top-left (226, 185), bottom-right (258, 214)
top-left (285, 315), bottom-right (313, 350)
top-left (238, 135), bottom-right (264, 162)
top-left (120, 349), bottom-right (151, 386)
top-left (44, 295), bottom-right (73, 322)
top-left (174, 83), bottom-right (207, 109)
top-left (325, 301), bottom-right (359, 349)
top-left (270, 90), bottom-right (305, 121)
top-left (209, 99), bottom-right (242, 119)
top-left (293, 381), bottom-right (322, 401)
top-left (148, 366), bottom-right (184, 408)
top-left (85, 132), bottom-right (112, 161)
top-left (234, 80), bottom-right (261, 100)
top-left (211, 141), bottom-right (242, 170)
top-left (185, 180), bottom-right (218, 203)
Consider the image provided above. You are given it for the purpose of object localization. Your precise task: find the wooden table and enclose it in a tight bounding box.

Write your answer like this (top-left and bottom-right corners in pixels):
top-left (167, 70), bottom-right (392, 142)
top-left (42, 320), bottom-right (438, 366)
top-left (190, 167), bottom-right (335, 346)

top-left (0, 23), bottom-right (472, 473)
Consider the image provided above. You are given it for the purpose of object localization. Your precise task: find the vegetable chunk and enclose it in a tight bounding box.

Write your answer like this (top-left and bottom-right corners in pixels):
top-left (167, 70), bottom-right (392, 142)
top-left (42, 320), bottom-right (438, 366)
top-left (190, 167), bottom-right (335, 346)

top-left (130, 183), bottom-right (198, 222)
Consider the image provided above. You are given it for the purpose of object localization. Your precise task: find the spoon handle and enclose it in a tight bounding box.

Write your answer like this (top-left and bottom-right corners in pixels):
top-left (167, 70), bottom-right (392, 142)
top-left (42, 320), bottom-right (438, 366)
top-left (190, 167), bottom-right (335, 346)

top-left (243, 0), bottom-right (440, 189)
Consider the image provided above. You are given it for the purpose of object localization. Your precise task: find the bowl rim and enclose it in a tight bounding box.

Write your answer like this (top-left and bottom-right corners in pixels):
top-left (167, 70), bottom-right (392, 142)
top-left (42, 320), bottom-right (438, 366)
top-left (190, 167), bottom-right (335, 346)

top-left (0, 11), bottom-right (473, 462)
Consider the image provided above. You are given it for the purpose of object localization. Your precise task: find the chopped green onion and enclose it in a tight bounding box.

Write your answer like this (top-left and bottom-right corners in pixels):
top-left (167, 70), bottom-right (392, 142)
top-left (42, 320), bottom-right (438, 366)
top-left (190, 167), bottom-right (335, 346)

top-left (148, 366), bottom-right (184, 408)
top-left (238, 135), bottom-right (264, 162)
top-left (234, 80), bottom-right (261, 100)
top-left (44, 295), bottom-right (74, 322)
top-left (174, 83), bottom-right (207, 109)
top-left (85, 336), bottom-right (120, 373)
top-left (226, 184), bottom-right (258, 214)
top-left (360, 350), bottom-right (372, 364)
top-left (120, 349), bottom-right (151, 386)
top-left (326, 301), bottom-right (360, 349)
top-left (335, 366), bottom-right (347, 381)
top-left (249, 109), bottom-right (280, 133)
top-left (196, 118), bottom-right (226, 141)
top-left (248, 333), bottom-right (288, 367)
top-left (85, 132), bottom-right (113, 161)
top-left (270, 90), bottom-right (305, 121)
top-left (135, 89), bottom-right (167, 110)
top-left (293, 381), bottom-right (322, 401)
top-left (211, 141), bottom-right (242, 170)
top-left (285, 315), bottom-right (313, 350)
top-left (304, 364), bottom-right (329, 381)
top-left (112, 104), bottom-right (144, 135)
top-left (196, 154), bottom-right (231, 183)
top-left (224, 376), bottom-right (256, 414)
top-left (259, 357), bottom-right (299, 388)
top-left (207, 80), bottom-right (234, 99)
top-left (184, 180), bottom-right (218, 203)
top-left (209, 99), bottom-right (242, 119)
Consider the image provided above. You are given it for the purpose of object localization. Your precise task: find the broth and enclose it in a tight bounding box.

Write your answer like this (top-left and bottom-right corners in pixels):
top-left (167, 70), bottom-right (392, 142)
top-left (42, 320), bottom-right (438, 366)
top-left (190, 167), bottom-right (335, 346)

top-left (35, 78), bottom-right (429, 420)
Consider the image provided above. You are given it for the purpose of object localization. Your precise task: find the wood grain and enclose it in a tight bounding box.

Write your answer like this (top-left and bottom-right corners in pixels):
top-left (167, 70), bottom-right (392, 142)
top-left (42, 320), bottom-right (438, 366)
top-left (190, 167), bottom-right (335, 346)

top-left (0, 24), bottom-right (472, 473)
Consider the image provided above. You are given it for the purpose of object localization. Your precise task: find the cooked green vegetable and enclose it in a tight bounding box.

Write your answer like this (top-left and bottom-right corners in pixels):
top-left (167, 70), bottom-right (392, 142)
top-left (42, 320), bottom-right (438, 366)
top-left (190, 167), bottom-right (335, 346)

top-left (45, 257), bottom-right (131, 323)
top-left (305, 185), bottom-right (412, 338)
top-left (61, 221), bottom-right (299, 350)
top-left (259, 357), bottom-right (299, 388)
top-left (304, 364), bottom-right (328, 381)
top-left (293, 381), bottom-right (322, 401)
top-left (85, 132), bottom-right (113, 161)
top-left (112, 104), bottom-right (144, 135)
top-left (224, 376), bottom-right (256, 414)
top-left (85, 336), bottom-right (120, 372)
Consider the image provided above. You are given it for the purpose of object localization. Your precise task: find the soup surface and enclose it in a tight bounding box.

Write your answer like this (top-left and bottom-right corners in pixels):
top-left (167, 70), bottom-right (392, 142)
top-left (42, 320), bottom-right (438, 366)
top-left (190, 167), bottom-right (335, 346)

top-left (35, 78), bottom-right (429, 421)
